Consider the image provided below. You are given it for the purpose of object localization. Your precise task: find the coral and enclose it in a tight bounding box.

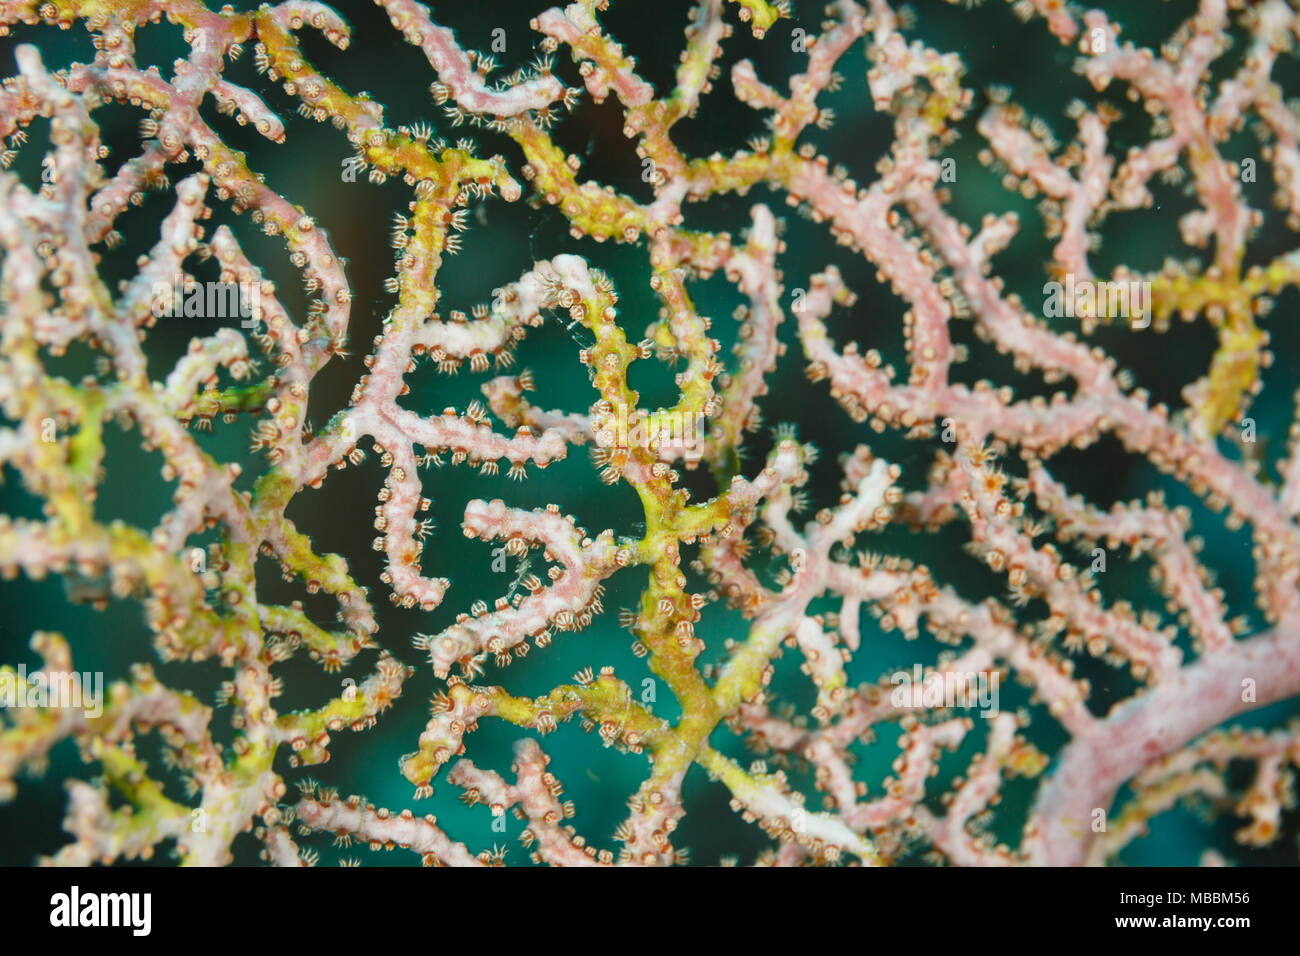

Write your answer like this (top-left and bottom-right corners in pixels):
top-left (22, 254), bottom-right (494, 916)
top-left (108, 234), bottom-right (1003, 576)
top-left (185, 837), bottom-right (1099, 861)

top-left (2, 0), bottom-right (1300, 867)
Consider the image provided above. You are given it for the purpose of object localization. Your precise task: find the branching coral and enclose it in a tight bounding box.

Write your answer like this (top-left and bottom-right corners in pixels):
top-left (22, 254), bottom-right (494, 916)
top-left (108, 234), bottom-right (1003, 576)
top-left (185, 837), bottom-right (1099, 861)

top-left (3, 0), bottom-right (1300, 867)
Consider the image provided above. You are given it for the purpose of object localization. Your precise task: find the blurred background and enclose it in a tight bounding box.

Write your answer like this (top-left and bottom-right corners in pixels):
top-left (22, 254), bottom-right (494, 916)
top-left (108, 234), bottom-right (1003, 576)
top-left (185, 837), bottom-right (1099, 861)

top-left (2, 0), bottom-right (1299, 865)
